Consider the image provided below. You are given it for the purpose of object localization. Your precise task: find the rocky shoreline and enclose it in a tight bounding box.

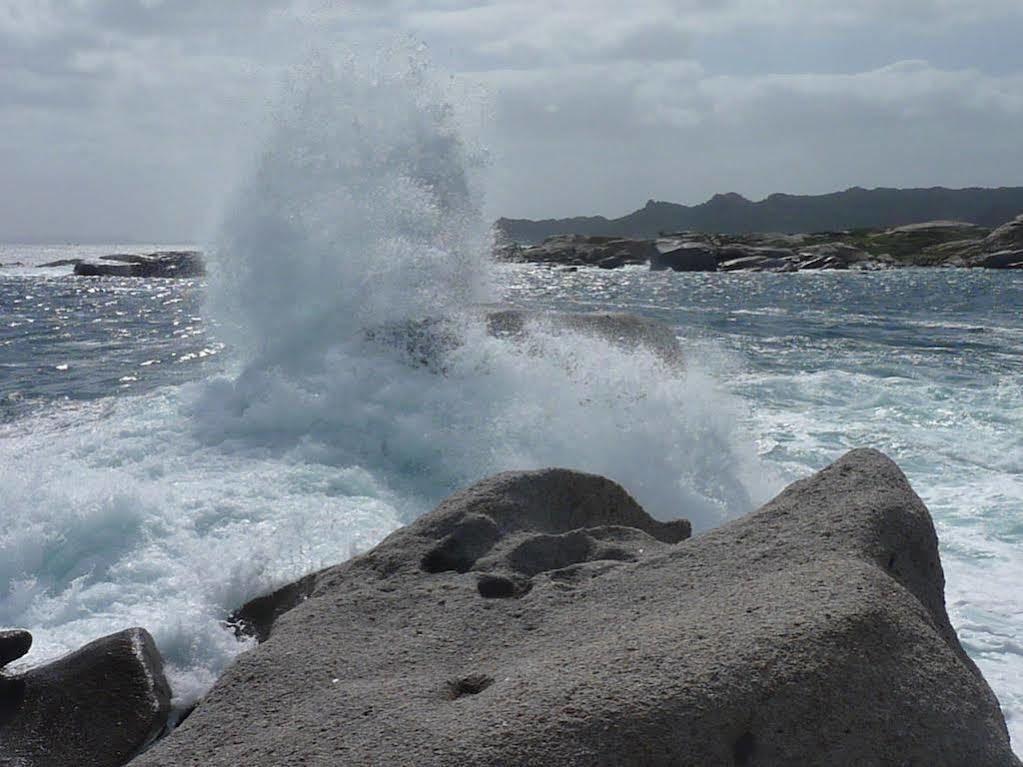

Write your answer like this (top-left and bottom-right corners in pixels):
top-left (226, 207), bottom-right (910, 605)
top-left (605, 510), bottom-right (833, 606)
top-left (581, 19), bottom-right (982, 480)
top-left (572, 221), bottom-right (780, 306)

top-left (37, 250), bottom-right (205, 278)
top-left (3, 448), bottom-right (1019, 765)
top-left (496, 213), bottom-right (1023, 272)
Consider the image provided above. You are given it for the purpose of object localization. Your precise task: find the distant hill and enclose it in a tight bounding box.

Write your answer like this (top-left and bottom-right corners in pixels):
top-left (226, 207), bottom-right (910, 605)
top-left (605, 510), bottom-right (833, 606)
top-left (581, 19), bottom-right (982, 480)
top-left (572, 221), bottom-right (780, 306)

top-left (495, 187), bottom-right (1023, 244)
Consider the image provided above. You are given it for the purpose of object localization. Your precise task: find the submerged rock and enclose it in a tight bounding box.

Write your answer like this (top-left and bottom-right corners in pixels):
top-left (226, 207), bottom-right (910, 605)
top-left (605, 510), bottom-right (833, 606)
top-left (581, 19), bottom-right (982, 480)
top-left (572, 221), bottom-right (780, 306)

top-left (138, 451), bottom-right (1018, 767)
top-left (485, 308), bottom-right (683, 366)
top-left (368, 308), bottom-right (684, 370)
top-left (0, 627), bottom-right (172, 767)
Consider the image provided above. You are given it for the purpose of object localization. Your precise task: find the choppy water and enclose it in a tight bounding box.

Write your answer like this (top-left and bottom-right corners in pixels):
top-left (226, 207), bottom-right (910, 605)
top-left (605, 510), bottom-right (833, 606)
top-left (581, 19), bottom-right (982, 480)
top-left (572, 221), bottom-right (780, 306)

top-left (1, 41), bottom-right (1020, 754)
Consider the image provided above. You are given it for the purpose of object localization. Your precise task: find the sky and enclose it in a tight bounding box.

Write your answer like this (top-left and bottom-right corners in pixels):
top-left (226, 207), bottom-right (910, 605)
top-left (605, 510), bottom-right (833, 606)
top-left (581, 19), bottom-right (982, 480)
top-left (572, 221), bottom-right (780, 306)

top-left (1, 0), bottom-right (1022, 242)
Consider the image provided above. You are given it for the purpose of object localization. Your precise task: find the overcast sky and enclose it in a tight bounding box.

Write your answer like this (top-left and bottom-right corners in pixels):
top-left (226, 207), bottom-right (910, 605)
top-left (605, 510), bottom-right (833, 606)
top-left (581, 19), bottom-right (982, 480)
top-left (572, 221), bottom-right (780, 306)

top-left (1, 0), bottom-right (1022, 242)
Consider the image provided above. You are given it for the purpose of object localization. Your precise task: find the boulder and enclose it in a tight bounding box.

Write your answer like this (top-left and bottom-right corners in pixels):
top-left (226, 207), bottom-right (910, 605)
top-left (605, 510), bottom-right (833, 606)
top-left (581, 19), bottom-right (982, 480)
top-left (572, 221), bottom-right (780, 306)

top-left (485, 309), bottom-right (683, 366)
top-left (715, 244), bottom-right (795, 263)
top-left (138, 451), bottom-right (1018, 767)
top-left (921, 238), bottom-right (985, 257)
top-left (368, 309), bottom-right (683, 370)
top-left (719, 255), bottom-right (772, 271)
top-left (0, 627), bottom-right (172, 767)
top-left (74, 251), bottom-right (204, 278)
top-left (983, 213), bottom-right (1023, 252)
top-left (797, 242), bottom-right (873, 265)
top-left (0, 630), bottom-right (31, 668)
top-left (650, 240), bottom-right (718, 272)
top-left (975, 250), bottom-right (1023, 269)
top-left (719, 256), bottom-right (795, 272)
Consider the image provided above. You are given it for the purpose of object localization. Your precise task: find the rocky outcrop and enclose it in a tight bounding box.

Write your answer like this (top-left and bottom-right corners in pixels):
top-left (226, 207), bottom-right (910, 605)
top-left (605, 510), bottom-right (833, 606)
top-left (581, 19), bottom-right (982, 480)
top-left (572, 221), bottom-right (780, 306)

top-left (495, 212), bottom-right (1023, 270)
top-left (0, 627), bottom-right (172, 767)
top-left (74, 251), bottom-right (205, 278)
top-left (138, 451), bottom-right (1018, 767)
top-left (974, 250), bottom-right (1023, 269)
top-left (496, 236), bottom-right (655, 268)
top-left (650, 239), bottom-right (718, 271)
top-left (984, 213), bottom-right (1023, 252)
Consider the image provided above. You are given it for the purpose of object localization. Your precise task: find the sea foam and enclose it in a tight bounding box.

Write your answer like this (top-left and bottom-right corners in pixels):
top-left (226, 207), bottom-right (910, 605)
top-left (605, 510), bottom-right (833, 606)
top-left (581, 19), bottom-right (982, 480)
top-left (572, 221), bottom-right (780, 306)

top-left (0, 41), bottom-right (768, 707)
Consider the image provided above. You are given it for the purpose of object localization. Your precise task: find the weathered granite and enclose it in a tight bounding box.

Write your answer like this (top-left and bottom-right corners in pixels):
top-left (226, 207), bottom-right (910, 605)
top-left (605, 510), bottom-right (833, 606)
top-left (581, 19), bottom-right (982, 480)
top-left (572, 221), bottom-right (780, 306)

top-left (137, 451), bottom-right (1019, 767)
top-left (1, 628), bottom-right (172, 767)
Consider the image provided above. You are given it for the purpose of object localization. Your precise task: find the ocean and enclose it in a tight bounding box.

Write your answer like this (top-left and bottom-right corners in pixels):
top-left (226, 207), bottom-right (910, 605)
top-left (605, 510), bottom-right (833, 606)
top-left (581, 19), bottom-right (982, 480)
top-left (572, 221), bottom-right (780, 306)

top-left (1, 46), bottom-right (1021, 753)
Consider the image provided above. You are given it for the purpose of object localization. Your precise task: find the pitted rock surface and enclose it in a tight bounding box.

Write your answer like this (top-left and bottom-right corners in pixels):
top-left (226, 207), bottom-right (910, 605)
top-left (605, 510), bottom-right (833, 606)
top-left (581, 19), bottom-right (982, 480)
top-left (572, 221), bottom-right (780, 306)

top-left (137, 453), bottom-right (1019, 767)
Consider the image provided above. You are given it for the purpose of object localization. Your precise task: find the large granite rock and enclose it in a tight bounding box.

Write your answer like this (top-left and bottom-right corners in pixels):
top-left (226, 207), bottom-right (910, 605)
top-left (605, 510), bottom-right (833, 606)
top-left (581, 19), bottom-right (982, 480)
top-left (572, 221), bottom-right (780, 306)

top-left (0, 627), bottom-right (172, 767)
top-left (74, 251), bottom-right (205, 278)
top-left (138, 451), bottom-right (1018, 767)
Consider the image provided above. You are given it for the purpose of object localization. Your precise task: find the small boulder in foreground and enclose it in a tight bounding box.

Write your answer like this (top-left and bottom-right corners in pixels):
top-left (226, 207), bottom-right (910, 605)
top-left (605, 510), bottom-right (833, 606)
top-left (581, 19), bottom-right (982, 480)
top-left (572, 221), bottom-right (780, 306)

top-left (0, 627), bottom-right (172, 767)
top-left (137, 452), bottom-right (1019, 766)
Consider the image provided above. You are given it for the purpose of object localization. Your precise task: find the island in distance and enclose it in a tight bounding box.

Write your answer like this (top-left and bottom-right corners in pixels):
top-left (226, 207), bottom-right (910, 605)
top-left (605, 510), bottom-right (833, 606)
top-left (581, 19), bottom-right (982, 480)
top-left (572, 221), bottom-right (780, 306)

top-left (495, 186), bottom-right (1023, 272)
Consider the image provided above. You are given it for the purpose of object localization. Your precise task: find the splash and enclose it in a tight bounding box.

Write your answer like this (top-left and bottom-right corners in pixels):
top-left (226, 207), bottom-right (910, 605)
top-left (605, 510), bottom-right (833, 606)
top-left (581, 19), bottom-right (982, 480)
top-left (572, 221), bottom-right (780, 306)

top-left (197, 39), bottom-right (767, 524)
top-left (0, 40), bottom-right (770, 708)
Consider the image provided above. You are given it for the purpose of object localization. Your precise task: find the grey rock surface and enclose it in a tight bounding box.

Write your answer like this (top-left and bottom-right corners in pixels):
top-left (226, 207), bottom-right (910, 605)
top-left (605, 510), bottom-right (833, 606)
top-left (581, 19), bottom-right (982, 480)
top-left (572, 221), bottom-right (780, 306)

top-left (137, 452), bottom-right (1019, 767)
top-left (1, 627), bottom-right (172, 767)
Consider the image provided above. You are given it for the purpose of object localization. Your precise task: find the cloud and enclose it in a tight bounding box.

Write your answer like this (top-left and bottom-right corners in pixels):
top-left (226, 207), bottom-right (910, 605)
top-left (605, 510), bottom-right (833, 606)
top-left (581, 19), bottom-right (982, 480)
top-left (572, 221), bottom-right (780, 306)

top-left (0, 0), bottom-right (1020, 239)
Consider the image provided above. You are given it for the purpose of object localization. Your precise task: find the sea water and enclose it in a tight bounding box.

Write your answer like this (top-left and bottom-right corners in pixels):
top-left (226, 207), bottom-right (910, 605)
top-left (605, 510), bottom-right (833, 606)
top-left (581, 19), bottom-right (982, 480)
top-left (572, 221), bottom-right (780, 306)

top-left (0, 43), bottom-right (1020, 751)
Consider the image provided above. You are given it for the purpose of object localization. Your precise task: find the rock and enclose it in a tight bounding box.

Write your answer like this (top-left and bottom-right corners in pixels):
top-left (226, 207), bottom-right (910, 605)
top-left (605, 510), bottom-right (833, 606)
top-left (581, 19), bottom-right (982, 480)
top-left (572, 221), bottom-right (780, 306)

top-left (975, 250), bottom-right (1023, 269)
top-left (716, 244), bottom-right (795, 263)
top-left (719, 255), bottom-right (772, 271)
top-left (0, 630), bottom-right (31, 668)
top-left (74, 251), bottom-right (204, 278)
top-left (505, 236), bottom-right (656, 268)
top-left (367, 309), bottom-right (683, 370)
top-left (138, 451), bottom-right (1018, 767)
top-left (797, 242), bottom-right (873, 265)
top-left (983, 213), bottom-right (1023, 252)
top-left (37, 258), bottom-right (84, 268)
top-left (719, 255), bottom-right (795, 272)
top-left (650, 240), bottom-right (718, 272)
top-left (0, 627), bottom-right (172, 767)
top-left (485, 309), bottom-right (683, 366)
top-left (75, 261), bottom-right (137, 277)
top-left (885, 220), bottom-right (988, 236)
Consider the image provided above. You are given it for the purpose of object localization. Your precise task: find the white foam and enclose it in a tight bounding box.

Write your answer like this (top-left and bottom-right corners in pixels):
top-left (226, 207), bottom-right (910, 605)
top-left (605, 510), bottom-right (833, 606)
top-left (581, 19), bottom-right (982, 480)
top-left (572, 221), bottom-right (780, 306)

top-left (0, 41), bottom-right (769, 709)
